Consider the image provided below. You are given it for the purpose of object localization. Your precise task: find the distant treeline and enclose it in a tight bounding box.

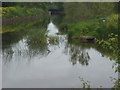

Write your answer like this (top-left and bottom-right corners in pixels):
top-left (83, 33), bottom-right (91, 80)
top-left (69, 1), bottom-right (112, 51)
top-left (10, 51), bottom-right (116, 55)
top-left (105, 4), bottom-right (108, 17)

top-left (2, 2), bottom-right (64, 10)
top-left (63, 2), bottom-right (118, 22)
top-left (2, 2), bottom-right (119, 20)
top-left (2, 2), bottom-right (51, 9)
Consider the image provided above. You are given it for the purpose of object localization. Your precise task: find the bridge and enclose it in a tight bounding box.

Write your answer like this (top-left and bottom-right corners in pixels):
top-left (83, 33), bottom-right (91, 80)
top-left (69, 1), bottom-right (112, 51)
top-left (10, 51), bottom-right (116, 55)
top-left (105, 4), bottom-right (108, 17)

top-left (48, 8), bottom-right (59, 15)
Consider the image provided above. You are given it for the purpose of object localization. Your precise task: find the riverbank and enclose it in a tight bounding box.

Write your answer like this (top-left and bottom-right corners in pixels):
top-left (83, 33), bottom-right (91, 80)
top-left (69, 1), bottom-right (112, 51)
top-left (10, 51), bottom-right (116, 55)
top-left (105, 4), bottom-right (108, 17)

top-left (1, 7), bottom-right (47, 18)
top-left (1, 16), bottom-right (49, 34)
top-left (2, 14), bottom-right (48, 25)
top-left (60, 14), bottom-right (118, 39)
top-left (59, 14), bottom-right (119, 61)
top-left (1, 6), bottom-right (49, 34)
top-left (1, 6), bottom-right (48, 24)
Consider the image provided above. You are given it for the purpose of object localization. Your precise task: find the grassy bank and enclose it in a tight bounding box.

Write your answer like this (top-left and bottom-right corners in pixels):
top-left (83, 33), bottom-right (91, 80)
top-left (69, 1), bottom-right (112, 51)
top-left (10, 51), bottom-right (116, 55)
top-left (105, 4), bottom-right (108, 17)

top-left (59, 14), bottom-right (119, 61)
top-left (1, 6), bottom-right (49, 34)
top-left (1, 6), bottom-right (47, 18)
top-left (60, 14), bottom-right (118, 40)
top-left (2, 16), bottom-right (49, 34)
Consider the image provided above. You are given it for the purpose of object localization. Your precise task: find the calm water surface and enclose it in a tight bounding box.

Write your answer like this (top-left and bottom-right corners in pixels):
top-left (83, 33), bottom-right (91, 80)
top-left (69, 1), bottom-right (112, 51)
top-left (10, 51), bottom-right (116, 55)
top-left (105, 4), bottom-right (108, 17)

top-left (2, 20), bottom-right (118, 88)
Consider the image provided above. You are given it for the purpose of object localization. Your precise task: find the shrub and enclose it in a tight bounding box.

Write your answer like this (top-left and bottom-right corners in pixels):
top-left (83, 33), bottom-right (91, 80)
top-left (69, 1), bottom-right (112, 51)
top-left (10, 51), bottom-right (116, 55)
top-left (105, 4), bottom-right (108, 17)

top-left (1, 6), bottom-right (46, 18)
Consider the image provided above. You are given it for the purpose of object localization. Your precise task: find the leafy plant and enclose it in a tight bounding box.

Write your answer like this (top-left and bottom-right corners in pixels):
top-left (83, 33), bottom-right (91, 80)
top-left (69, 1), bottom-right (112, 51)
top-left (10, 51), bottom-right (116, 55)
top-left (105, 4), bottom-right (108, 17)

top-left (79, 77), bottom-right (91, 88)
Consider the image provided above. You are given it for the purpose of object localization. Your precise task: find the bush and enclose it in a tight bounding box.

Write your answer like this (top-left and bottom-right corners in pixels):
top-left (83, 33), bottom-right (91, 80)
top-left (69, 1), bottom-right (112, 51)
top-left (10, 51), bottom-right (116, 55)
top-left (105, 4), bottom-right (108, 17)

top-left (67, 19), bottom-right (98, 38)
top-left (1, 6), bottom-right (46, 18)
top-left (97, 33), bottom-right (118, 61)
top-left (67, 14), bottom-right (118, 39)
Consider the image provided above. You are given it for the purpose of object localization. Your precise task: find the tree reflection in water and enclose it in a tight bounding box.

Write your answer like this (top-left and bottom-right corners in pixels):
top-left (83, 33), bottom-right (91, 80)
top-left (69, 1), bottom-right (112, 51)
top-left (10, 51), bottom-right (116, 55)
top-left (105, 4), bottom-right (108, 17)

top-left (2, 18), bottom-right (49, 64)
top-left (2, 48), bottom-right (14, 64)
top-left (64, 43), bottom-right (90, 66)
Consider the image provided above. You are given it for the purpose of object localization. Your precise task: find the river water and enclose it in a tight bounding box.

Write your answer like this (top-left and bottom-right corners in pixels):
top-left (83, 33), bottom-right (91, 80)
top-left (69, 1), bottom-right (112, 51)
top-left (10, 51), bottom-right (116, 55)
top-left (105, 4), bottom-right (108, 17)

top-left (2, 19), bottom-right (118, 88)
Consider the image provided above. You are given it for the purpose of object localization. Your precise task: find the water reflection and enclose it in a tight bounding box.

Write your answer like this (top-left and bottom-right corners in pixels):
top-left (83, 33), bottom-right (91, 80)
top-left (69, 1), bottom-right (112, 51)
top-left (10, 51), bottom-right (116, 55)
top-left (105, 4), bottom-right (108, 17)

top-left (2, 19), bottom-right (49, 64)
top-left (2, 18), bottom-right (118, 88)
top-left (26, 28), bottom-right (48, 58)
top-left (64, 43), bottom-right (90, 66)
top-left (47, 21), bottom-right (58, 36)
top-left (2, 18), bottom-right (117, 66)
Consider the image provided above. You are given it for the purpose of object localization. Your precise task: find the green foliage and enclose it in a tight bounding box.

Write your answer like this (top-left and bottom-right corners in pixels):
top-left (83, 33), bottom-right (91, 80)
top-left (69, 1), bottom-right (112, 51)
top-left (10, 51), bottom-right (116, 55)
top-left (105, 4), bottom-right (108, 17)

top-left (66, 19), bottom-right (99, 38)
top-left (79, 77), bottom-right (91, 88)
top-left (110, 77), bottom-right (120, 89)
top-left (2, 2), bottom-right (50, 9)
top-left (64, 14), bottom-right (118, 40)
top-left (48, 36), bottom-right (59, 40)
top-left (2, 17), bottom-right (49, 56)
top-left (2, 6), bottom-right (46, 18)
top-left (63, 2), bottom-right (116, 22)
top-left (96, 33), bottom-right (119, 76)
top-left (2, 17), bottom-right (48, 34)
top-left (97, 33), bottom-right (118, 61)
top-left (47, 36), bottom-right (59, 45)
top-left (95, 14), bottom-right (118, 39)
top-left (63, 13), bottom-right (119, 75)
top-left (27, 28), bottom-right (47, 45)
top-left (59, 23), bottom-right (68, 30)
top-left (1, 2), bottom-right (51, 18)
top-left (2, 2), bottom-right (16, 7)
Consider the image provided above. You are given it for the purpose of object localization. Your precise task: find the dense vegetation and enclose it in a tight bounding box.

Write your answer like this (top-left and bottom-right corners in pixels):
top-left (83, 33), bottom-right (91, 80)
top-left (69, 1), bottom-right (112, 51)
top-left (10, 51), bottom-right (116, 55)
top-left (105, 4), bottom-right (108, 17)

top-left (58, 3), bottom-right (119, 62)
top-left (1, 2), bottom-right (51, 18)
top-left (1, 7), bottom-right (46, 18)
top-left (65, 14), bottom-right (118, 39)
top-left (63, 2), bottom-right (118, 22)
top-left (1, 2), bottom-right (51, 34)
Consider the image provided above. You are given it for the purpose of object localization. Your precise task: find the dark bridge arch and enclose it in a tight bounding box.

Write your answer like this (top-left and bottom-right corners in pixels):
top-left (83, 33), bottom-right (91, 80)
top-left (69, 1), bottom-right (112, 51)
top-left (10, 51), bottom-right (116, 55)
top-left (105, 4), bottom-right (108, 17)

top-left (48, 8), bottom-right (59, 15)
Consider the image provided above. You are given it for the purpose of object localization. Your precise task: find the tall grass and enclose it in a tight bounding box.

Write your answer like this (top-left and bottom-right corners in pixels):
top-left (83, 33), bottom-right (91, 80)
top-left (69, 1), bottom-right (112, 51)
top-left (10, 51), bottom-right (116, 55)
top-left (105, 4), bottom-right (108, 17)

top-left (61, 14), bottom-right (118, 39)
top-left (2, 17), bottom-right (49, 34)
top-left (1, 6), bottom-right (47, 18)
